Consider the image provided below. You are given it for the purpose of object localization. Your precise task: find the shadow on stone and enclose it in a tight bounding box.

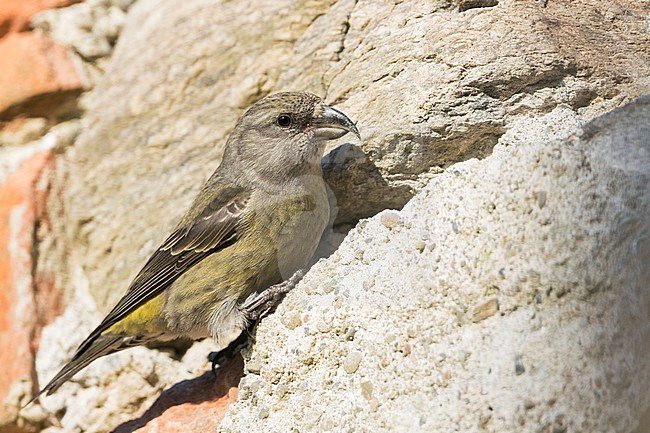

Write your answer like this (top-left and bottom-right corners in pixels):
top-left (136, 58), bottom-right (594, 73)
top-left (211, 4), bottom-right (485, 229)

top-left (323, 143), bottom-right (412, 226)
top-left (313, 143), bottom-right (414, 261)
top-left (112, 354), bottom-right (244, 433)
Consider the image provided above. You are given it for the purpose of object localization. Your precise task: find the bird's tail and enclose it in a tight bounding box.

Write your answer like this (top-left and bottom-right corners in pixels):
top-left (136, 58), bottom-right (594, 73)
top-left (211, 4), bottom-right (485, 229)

top-left (27, 334), bottom-right (127, 406)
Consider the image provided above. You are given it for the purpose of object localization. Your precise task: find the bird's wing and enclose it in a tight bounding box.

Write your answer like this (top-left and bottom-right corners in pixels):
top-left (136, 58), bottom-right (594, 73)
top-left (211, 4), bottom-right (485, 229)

top-left (74, 185), bottom-right (250, 355)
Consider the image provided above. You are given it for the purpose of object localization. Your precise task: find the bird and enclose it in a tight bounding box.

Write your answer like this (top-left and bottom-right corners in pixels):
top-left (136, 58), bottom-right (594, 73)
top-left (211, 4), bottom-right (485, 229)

top-left (33, 91), bottom-right (360, 400)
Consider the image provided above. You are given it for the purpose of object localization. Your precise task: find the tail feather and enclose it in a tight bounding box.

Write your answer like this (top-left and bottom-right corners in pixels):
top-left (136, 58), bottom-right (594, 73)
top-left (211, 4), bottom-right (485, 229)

top-left (27, 334), bottom-right (126, 406)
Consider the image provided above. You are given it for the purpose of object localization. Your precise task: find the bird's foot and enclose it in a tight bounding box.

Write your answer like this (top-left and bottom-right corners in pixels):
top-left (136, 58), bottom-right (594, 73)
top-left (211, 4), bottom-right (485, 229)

top-left (208, 268), bottom-right (306, 377)
top-left (209, 331), bottom-right (250, 376)
top-left (243, 268), bottom-right (306, 322)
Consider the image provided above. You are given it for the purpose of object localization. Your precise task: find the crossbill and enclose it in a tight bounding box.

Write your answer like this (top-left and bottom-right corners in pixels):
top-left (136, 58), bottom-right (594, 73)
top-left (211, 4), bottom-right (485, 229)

top-left (35, 91), bottom-right (360, 398)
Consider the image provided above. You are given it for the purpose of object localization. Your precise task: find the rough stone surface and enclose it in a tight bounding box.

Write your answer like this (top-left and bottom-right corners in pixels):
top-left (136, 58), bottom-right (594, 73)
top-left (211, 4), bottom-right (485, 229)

top-left (276, 0), bottom-right (650, 222)
top-left (0, 140), bottom-right (58, 432)
top-left (0, 118), bottom-right (49, 148)
top-left (31, 0), bottom-right (135, 87)
top-left (15, 339), bottom-right (241, 433)
top-left (218, 98), bottom-right (650, 433)
top-left (0, 32), bottom-right (83, 119)
top-left (2, 0), bottom-right (647, 432)
top-left (0, 0), bottom-right (84, 144)
top-left (53, 0), bottom-right (650, 314)
top-left (20, 292), bottom-right (242, 433)
top-left (113, 357), bottom-right (241, 433)
top-left (0, 0), bottom-right (79, 33)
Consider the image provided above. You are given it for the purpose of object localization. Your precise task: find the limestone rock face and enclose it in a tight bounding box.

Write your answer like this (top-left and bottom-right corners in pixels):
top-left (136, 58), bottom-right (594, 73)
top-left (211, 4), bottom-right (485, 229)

top-left (0, 29), bottom-right (82, 120)
top-left (218, 97), bottom-right (650, 433)
top-left (59, 0), bottom-right (650, 311)
top-left (0, 123), bottom-right (80, 433)
top-left (31, 0), bottom-right (136, 86)
top-left (1, 0), bottom-right (647, 431)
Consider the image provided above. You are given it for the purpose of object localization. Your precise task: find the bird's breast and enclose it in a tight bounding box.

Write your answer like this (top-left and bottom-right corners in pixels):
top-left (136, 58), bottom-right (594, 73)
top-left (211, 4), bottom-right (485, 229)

top-left (161, 177), bottom-right (329, 336)
top-left (252, 177), bottom-right (329, 280)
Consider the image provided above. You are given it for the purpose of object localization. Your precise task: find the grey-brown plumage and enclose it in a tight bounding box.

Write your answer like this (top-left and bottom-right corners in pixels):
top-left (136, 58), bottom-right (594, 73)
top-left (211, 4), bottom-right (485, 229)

top-left (34, 92), bottom-right (360, 400)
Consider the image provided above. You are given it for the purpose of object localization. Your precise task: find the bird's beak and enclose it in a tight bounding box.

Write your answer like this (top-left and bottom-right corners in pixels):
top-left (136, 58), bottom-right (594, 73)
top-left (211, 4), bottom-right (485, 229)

top-left (311, 105), bottom-right (361, 140)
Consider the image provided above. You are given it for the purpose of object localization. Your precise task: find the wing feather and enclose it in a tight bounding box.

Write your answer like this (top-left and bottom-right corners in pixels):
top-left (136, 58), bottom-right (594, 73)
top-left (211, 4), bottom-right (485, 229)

top-left (74, 190), bottom-right (250, 356)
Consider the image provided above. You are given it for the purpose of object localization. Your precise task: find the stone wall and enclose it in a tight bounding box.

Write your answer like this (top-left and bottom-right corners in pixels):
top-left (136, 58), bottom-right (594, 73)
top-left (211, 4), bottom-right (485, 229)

top-left (218, 96), bottom-right (650, 433)
top-left (0, 1), bottom-right (131, 431)
top-left (0, 2), bottom-right (79, 430)
top-left (0, 0), bottom-right (648, 432)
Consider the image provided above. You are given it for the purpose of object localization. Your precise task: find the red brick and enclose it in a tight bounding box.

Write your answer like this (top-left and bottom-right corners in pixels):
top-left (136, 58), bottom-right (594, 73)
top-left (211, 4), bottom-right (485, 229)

top-left (0, 150), bottom-right (58, 427)
top-left (0, 32), bottom-right (83, 120)
top-left (0, 0), bottom-right (80, 34)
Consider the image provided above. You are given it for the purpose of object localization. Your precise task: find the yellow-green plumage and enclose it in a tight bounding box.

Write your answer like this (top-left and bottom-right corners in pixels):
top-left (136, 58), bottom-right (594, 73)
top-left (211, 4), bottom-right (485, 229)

top-left (109, 193), bottom-right (322, 340)
top-left (34, 92), bottom-right (359, 399)
top-left (107, 296), bottom-right (166, 336)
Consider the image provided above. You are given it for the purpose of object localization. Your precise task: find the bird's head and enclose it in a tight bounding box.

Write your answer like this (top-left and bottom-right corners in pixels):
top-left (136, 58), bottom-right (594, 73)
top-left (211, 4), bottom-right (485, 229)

top-left (223, 92), bottom-right (360, 182)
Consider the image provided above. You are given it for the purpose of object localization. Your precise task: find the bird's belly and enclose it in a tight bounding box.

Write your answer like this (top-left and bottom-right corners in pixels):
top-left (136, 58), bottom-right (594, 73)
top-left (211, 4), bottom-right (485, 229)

top-left (275, 207), bottom-right (328, 279)
top-left (268, 177), bottom-right (330, 280)
top-left (159, 248), bottom-right (260, 336)
top-left (161, 182), bottom-right (329, 338)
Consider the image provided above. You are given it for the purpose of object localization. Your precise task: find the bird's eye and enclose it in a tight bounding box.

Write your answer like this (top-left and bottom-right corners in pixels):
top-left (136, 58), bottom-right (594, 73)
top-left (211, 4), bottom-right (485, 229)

top-left (276, 114), bottom-right (293, 128)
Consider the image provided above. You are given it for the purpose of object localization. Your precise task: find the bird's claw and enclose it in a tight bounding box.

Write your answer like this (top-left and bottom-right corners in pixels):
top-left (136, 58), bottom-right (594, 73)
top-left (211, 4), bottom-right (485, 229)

top-left (208, 331), bottom-right (251, 376)
top-left (208, 269), bottom-right (306, 377)
top-left (243, 268), bottom-right (306, 322)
